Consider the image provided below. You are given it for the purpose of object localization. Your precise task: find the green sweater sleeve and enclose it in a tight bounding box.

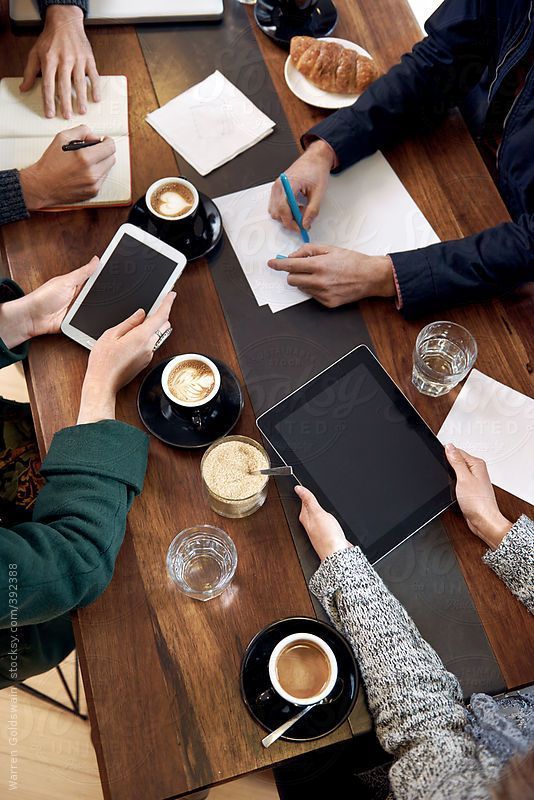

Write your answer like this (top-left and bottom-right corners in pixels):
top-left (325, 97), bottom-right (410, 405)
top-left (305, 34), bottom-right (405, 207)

top-left (0, 278), bottom-right (30, 367)
top-left (0, 420), bottom-right (148, 628)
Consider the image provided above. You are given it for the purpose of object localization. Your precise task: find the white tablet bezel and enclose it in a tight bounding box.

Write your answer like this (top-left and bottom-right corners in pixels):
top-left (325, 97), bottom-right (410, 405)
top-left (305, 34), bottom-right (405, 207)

top-left (61, 223), bottom-right (187, 350)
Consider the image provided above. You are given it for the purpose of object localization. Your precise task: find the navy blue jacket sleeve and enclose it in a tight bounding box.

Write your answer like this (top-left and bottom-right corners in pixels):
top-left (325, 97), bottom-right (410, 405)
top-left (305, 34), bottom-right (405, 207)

top-left (391, 213), bottom-right (534, 315)
top-left (306, 0), bottom-right (495, 170)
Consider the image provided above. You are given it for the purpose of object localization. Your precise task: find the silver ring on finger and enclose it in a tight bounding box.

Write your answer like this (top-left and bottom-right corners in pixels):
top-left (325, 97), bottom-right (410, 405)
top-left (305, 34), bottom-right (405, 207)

top-left (152, 326), bottom-right (172, 352)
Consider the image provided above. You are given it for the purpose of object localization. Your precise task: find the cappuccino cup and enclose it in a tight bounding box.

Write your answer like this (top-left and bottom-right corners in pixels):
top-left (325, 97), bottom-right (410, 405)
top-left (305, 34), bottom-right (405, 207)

top-left (146, 177), bottom-right (199, 222)
top-left (161, 354), bottom-right (221, 427)
top-left (269, 632), bottom-right (338, 706)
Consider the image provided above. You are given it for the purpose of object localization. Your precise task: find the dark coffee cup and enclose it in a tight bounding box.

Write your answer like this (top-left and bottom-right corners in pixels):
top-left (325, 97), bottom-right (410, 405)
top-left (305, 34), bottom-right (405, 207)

top-left (161, 354), bottom-right (221, 429)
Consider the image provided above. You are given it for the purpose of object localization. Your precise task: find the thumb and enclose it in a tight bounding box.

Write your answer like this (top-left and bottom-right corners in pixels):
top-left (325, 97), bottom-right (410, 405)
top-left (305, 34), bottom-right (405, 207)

top-left (72, 256), bottom-right (99, 285)
top-left (295, 484), bottom-right (321, 511)
top-left (20, 51), bottom-right (40, 93)
top-left (445, 443), bottom-right (471, 479)
top-left (107, 308), bottom-right (146, 339)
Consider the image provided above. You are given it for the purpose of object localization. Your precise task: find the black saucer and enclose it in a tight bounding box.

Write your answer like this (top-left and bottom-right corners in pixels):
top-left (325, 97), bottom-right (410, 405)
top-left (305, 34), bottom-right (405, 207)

top-left (241, 616), bottom-right (359, 742)
top-left (137, 357), bottom-right (244, 448)
top-left (128, 193), bottom-right (223, 261)
top-left (254, 0), bottom-right (338, 47)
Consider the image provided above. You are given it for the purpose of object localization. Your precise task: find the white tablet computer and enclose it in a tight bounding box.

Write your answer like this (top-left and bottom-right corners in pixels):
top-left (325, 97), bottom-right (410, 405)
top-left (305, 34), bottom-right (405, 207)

top-left (61, 224), bottom-right (186, 349)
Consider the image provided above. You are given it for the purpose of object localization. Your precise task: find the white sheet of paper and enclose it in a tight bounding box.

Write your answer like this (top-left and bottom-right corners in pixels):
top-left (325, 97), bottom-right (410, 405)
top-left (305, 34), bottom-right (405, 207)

top-left (437, 370), bottom-right (534, 505)
top-left (146, 71), bottom-right (275, 176)
top-left (214, 151), bottom-right (440, 312)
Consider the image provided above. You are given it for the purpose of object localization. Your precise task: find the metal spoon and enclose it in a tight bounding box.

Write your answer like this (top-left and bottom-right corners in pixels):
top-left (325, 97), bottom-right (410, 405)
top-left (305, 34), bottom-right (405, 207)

top-left (251, 466), bottom-right (293, 477)
top-left (261, 704), bottom-right (314, 748)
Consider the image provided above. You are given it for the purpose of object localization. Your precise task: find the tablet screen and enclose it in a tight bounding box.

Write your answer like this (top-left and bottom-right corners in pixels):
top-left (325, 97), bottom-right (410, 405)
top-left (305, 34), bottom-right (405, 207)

top-left (258, 347), bottom-right (454, 563)
top-left (70, 233), bottom-right (178, 340)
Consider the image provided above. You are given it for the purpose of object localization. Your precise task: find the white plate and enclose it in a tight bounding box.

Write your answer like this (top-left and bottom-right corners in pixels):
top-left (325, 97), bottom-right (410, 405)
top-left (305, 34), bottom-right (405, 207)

top-left (284, 37), bottom-right (373, 109)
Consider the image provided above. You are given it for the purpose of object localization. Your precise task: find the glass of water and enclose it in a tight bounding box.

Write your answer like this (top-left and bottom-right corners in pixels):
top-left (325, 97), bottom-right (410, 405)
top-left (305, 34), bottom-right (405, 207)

top-left (412, 321), bottom-right (477, 397)
top-left (166, 525), bottom-right (237, 601)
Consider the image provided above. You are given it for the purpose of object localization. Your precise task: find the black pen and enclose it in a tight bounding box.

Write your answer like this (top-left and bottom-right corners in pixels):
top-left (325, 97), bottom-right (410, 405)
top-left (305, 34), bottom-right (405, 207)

top-left (62, 137), bottom-right (104, 152)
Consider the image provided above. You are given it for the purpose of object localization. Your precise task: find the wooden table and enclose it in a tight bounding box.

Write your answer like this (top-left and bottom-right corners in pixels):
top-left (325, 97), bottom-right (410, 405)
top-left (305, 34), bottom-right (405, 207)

top-left (1, 1), bottom-right (533, 798)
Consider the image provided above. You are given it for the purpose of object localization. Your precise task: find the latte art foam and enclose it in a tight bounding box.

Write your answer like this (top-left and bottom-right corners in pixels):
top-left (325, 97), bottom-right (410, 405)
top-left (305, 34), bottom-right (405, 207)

top-left (167, 360), bottom-right (216, 404)
top-left (151, 182), bottom-right (195, 218)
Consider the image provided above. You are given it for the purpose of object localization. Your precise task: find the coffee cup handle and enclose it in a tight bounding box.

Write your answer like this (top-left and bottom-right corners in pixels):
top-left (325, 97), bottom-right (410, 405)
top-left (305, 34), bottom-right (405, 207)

top-left (192, 410), bottom-right (204, 429)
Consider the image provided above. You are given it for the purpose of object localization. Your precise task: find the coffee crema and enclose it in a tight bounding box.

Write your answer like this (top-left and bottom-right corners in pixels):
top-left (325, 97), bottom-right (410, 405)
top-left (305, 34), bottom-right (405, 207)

top-left (275, 639), bottom-right (331, 700)
top-left (150, 182), bottom-right (195, 218)
top-left (167, 359), bottom-right (216, 404)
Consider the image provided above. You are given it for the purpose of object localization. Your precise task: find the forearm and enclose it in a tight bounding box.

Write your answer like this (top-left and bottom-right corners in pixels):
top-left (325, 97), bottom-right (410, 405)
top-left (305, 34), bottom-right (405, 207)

top-left (0, 279), bottom-right (31, 366)
top-left (483, 516), bottom-right (534, 613)
top-left (305, 1), bottom-right (493, 171)
top-left (38, 0), bottom-right (87, 18)
top-left (0, 171), bottom-right (29, 226)
top-left (77, 376), bottom-right (117, 424)
top-left (310, 547), bottom-right (467, 755)
top-left (0, 420), bottom-right (148, 627)
top-left (391, 214), bottom-right (534, 315)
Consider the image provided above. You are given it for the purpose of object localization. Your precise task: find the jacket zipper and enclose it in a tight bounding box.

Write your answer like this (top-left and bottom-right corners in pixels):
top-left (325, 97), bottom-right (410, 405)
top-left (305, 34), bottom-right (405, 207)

top-left (488, 1), bottom-right (533, 100)
top-left (496, 60), bottom-right (534, 172)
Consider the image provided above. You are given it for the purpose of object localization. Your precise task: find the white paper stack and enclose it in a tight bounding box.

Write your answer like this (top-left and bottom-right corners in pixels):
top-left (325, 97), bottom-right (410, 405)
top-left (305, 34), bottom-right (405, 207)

top-left (214, 151), bottom-right (440, 312)
top-left (146, 71), bottom-right (275, 176)
top-left (438, 370), bottom-right (534, 505)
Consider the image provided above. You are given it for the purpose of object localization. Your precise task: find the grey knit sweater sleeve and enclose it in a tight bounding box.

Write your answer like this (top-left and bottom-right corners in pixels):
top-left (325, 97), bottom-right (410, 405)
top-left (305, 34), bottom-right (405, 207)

top-left (39, 0), bottom-right (87, 16)
top-left (482, 516), bottom-right (534, 613)
top-left (310, 535), bottom-right (525, 800)
top-left (0, 171), bottom-right (29, 226)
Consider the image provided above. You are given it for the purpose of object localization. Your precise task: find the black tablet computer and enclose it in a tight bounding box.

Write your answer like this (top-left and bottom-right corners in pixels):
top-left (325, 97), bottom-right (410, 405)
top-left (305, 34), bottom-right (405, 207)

top-left (256, 345), bottom-right (455, 564)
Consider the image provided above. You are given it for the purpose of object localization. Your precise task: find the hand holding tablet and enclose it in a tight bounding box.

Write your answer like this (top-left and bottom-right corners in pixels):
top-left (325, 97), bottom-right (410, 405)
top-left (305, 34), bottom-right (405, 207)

top-left (61, 223), bottom-right (187, 349)
top-left (257, 345), bottom-right (455, 564)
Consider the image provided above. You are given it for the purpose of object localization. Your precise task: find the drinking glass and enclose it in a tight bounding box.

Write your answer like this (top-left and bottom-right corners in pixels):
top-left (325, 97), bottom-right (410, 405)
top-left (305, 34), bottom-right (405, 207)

top-left (412, 321), bottom-right (477, 397)
top-left (166, 525), bottom-right (237, 601)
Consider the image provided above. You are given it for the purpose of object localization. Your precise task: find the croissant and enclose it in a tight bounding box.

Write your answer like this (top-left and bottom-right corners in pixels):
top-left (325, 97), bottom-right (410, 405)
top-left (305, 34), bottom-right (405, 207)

top-left (290, 36), bottom-right (378, 95)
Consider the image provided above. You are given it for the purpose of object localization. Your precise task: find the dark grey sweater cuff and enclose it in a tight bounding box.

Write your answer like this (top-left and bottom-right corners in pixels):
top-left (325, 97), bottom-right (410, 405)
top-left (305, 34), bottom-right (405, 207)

top-left (39, 0), bottom-right (88, 18)
top-left (0, 171), bottom-right (29, 227)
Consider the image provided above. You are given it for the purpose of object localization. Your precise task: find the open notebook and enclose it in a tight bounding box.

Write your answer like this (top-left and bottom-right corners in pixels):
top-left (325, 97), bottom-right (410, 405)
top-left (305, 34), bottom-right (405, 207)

top-left (0, 75), bottom-right (131, 208)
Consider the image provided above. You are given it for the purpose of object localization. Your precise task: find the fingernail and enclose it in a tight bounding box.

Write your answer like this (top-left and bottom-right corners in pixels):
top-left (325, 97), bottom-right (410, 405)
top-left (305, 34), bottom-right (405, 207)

top-left (79, 106), bottom-right (86, 114)
top-left (445, 443), bottom-right (455, 452)
top-left (46, 110), bottom-right (54, 118)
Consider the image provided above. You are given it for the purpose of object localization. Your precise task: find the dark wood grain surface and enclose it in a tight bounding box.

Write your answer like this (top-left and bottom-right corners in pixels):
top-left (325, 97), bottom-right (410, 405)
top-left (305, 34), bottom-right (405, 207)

top-left (248, 2), bottom-right (534, 689)
top-left (0, 6), bottom-right (352, 800)
top-left (1, 1), bottom-right (533, 798)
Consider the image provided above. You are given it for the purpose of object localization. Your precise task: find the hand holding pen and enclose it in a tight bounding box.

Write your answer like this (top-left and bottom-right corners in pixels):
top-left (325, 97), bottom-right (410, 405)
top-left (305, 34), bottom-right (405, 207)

top-left (267, 140), bottom-right (335, 233)
top-left (18, 125), bottom-right (116, 210)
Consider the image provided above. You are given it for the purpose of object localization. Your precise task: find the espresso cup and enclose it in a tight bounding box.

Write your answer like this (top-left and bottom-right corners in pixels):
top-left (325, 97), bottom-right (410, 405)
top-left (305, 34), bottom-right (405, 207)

top-left (268, 632), bottom-right (338, 706)
top-left (161, 354), bottom-right (221, 428)
top-left (146, 177), bottom-right (200, 222)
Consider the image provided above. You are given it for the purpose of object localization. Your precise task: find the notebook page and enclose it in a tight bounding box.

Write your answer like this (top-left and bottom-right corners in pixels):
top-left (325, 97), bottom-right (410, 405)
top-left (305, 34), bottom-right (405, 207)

top-left (0, 135), bottom-right (131, 206)
top-left (0, 76), bottom-right (128, 139)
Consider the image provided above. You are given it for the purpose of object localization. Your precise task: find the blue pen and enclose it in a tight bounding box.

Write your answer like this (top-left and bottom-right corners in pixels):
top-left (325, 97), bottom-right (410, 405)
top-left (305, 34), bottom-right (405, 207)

top-left (275, 254), bottom-right (287, 259)
top-left (279, 173), bottom-right (310, 243)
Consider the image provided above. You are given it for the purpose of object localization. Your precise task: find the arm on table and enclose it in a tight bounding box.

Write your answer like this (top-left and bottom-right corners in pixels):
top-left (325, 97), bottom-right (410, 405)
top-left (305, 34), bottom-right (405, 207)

top-left (0, 420), bottom-right (148, 629)
top-left (482, 516), bottom-right (534, 614)
top-left (391, 213), bottom-right (534, 315)
top-left (306, 0), bottom-right (494, 170)
top-left (0, 172), bottom-right (29, 227)
top-left (38, 1), bottom-right (88, 18)
top-left (310, 548), bottom-right (492, 800)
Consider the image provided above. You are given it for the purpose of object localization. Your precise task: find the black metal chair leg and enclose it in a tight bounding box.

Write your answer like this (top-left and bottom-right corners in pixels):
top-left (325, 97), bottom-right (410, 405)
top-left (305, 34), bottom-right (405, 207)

top-left (17, 651), bottom-right (88, 720)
